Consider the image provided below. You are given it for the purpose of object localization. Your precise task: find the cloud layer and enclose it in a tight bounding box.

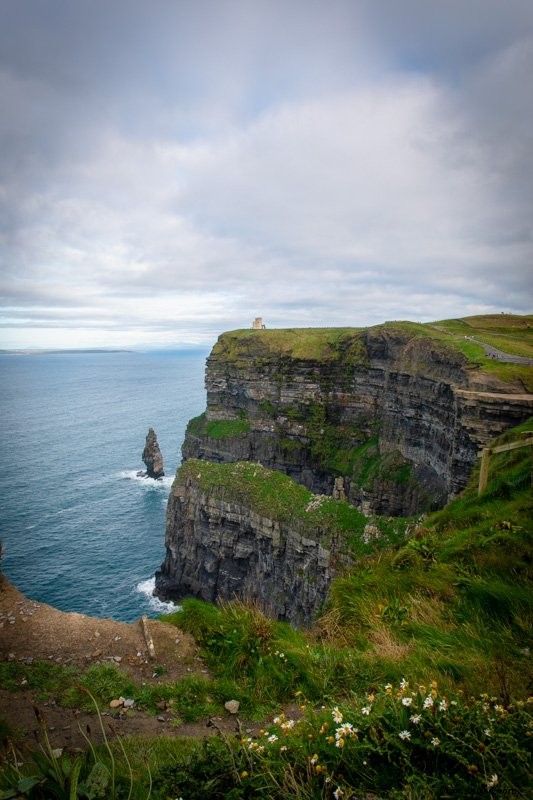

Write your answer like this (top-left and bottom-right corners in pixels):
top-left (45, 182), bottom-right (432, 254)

top-left (1, 0), bottom-right (532, 348)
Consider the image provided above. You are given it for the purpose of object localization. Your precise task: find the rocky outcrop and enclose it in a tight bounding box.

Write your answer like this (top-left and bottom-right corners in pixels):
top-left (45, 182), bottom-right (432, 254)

top-left (155, 460), bottom-right (353, 626)
top-left (183, 326), bottom-right (533, 515)
top-left (141, 428), bottom-right (164, 479)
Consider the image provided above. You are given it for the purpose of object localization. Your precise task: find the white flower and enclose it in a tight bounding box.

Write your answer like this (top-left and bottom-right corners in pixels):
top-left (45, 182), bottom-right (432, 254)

top-left (361, 706), bottom-right (371, 715)
top-left (402, 697), bottom-right (413, 707)
top-left (484, 728), bottom-right (491, 737)
top-left (439, 699), bottom-right (448, 712)
top-left (333, 788), bottom-right (344, 799)
top-left (280, 719), bottom-right (295, 731)
top-left (309, 753), bottom-right (318, 764)
top-left (423, 695), bottom-right (434, 709)
top-left (486, 774), bottom-right (498, 789)
top-left (280, 746), bottom-right (288, 753)
top-left (332, 706), bottom-right (343, 723)
top-left (335, 738), bottom-right (345, 748)
top-left (336, 723), bottom-right (357, 739)
top-left (268, 734), bottom-right (278, 743)
top-left (431, 737), bottom-right (440, 747)
top-left (409, 714), bottom-right (422, 724)
top-left (400, 678), bottom-right (409, 690)
top-left (398, 730), bottom-right (411, 740)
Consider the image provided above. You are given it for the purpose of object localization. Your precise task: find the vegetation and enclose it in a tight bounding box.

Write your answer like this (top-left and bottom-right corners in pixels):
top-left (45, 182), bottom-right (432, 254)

top-left (1, 417), bottom-right (532, 797)
top-left (186, 412), bottom-right (251, 440)
top-left (213, 314), bottom-right (532, 389)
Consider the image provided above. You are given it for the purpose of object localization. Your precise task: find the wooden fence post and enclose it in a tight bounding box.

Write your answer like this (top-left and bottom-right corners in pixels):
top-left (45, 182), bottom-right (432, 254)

top-left (478, 448), bottom-right (491, 495)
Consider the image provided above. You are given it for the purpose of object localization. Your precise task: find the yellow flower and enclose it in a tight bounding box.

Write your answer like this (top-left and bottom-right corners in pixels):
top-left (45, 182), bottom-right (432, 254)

top-left (241, 770), bottom-right (248, 778)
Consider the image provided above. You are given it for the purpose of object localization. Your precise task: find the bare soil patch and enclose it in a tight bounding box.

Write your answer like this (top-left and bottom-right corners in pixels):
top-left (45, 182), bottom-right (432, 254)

top-left (0, 575), bottom-right (255, 753)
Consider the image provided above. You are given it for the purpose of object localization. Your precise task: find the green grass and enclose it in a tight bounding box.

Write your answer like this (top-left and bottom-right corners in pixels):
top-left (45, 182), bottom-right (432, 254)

top-left (212, 315), bottom-right (532, 389)
top-left (186, 413), bottom-right (251, 440)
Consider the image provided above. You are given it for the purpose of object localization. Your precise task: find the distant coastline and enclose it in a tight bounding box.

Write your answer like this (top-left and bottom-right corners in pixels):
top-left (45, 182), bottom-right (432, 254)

top-left (0, 348), bottom-right (135, 355)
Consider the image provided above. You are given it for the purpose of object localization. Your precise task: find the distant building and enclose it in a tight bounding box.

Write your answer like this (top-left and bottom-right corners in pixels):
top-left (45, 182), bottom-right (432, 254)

top-left (252, 317), bottom-right (266, 329)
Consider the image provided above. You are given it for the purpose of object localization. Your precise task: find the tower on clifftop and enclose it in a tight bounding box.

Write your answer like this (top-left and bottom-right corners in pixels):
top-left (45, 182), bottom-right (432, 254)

top-left (252, 317), bottom-right (266, 329)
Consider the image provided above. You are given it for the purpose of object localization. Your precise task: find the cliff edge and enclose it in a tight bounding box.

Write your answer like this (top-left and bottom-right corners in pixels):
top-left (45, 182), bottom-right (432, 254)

top-left (183, 322), bottom-right (533, 515)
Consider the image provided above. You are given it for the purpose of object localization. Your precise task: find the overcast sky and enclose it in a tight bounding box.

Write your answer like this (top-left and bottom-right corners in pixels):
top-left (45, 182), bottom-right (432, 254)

top-left (1, 0), bottom-right (532, 349)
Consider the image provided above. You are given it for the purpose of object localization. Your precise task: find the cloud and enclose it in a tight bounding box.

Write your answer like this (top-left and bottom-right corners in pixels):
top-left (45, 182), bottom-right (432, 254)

top-left (0, 1), bottom-right (532, 348)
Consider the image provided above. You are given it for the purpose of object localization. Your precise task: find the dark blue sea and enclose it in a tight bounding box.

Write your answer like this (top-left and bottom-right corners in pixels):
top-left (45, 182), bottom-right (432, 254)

top-left (0, 350), bottom-right (208, 621)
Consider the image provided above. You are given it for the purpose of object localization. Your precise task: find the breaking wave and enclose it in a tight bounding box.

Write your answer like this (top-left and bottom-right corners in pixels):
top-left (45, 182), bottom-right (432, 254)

top-left (118, 470), bottom-right (174, 489)
top-left (136, 577), bottom-right (178, 615)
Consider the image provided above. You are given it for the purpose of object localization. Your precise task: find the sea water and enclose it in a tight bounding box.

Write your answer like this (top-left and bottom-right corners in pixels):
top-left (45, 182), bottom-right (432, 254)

top-left (0, 350), bottom-right (208, 621)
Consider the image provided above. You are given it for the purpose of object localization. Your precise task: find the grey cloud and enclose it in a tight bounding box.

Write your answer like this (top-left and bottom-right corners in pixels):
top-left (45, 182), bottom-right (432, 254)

top-left (1, 1), bottom-right (532, 349)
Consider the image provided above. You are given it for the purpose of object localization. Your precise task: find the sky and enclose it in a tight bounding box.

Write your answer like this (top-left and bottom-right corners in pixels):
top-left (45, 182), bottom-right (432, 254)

top-left (1, 0), bottom-right (532, 349)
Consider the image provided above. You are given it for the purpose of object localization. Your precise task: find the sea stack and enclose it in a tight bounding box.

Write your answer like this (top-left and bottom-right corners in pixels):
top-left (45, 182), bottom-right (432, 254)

top-left (142, 427), bottom-right (164, 479)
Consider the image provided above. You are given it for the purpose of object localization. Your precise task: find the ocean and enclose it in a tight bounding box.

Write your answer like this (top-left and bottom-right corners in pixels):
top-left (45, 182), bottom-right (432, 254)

top-left (0, 350), bottom-right (208, 621)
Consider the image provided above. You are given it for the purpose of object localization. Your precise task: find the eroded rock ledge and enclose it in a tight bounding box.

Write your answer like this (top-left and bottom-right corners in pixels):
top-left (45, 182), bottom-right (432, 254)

top-left (155, 460), bottom-right (363, 626)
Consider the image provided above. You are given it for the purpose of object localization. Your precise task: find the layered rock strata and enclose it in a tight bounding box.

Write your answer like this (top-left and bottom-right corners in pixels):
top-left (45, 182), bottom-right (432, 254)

top-left (141, 427), bottom-right (164, 479)
top-left (183, 326), bottom-right (533, 515)
top-left (155, 461), bottom-right (346, 626)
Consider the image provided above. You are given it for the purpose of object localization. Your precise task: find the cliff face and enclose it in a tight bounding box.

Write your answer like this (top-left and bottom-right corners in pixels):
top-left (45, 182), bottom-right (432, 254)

top-left (155, 461), bottom-right (343, 627)
top-left (183, 326), bottom-right (533, 515)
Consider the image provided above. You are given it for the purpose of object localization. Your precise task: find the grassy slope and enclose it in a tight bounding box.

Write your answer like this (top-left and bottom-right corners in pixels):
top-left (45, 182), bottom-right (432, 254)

top-left (173, 419), bottom-right (533, 705)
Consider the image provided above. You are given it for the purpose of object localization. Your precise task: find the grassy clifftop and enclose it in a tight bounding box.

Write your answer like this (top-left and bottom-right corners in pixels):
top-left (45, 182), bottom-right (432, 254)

top-left (212, 314), bottom-right (533, 389)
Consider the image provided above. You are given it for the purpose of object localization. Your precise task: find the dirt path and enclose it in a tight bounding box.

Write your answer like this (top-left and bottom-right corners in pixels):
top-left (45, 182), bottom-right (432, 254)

top-left (0, 575), bottom-right (256, 753)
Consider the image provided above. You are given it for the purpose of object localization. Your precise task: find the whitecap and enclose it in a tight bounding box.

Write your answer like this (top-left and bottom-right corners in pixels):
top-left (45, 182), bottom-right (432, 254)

top-left (136, 576), bottom-right (179, 615)
top-left (118, 470), bottom-right (174, 489)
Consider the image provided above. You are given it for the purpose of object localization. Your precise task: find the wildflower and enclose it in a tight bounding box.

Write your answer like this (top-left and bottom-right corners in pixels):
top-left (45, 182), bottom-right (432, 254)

top-left (336, 723), bottom-right (357, 739)
top-left (248, 742), bottom-right (258, 750)
top-left (484, 728), bottom-right (491, 737)
top-left (401, 697), bottom-right (413, 707)
top-left (486, 774), bottom-right (498, 789)
top-left (268, 734), bottom-right (278, 743)
top-left (280, 719), bottom-right (295, 731)
top-left (439, 699), bottom-right (448, 712)
top-left (257, 745), bottom-right (265, 754)
top-left (494, 704), bottom-right (504, 713)
top-left (280, 746), bottom-right (288, 753)
top-left (361, 706), bottom-right (371, 715)
top-left (409, 714), bottom-right (422, 725)
top-left (400, 678), bottom-right (409, 691)
top-left (319, 722), bottom-right (329, 734)
top-left (241, 771), bottom-right (248, 778)
top-left (309, 753), bottom-right (319, 765)
top-left (398, 730), bottom-right (411, 740)
top-left (327, 736), bottom-right (335, 745)
top-left (367, 693), bottom-right (376, 702)
top-left (423, 695), bottom-right (434, 709)
top-left (273, 715), bottom-right (284, 725)
top-left (385, 683), bottom-right (393, 695)
top-left (332, 707), bottom-right (343, 723)
top-left (336, 738), bottom-right (345, 748)
top-left (431, 737), bottom-right (440, 747)
top-left (334, 788), bottom-right (344, 799)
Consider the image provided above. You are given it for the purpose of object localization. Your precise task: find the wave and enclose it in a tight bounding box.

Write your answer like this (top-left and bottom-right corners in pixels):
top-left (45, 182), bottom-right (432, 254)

top-left (118, 470), bottom-right (174, 489)
top-left (136, 576), bottom-right (179, 615)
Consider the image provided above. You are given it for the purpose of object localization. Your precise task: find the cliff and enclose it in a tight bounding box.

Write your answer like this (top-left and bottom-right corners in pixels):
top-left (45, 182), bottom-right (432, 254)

top-left (155, 459), bottom-right (369, 626)
top-left (182, 323), bottom-right (533, 516)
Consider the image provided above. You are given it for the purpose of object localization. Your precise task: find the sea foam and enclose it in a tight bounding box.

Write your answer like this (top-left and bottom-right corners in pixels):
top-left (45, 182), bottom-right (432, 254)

top-left (136, 576), bottom-right (178, 615)
top-left (118, 470), bottom-right (174, 489)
